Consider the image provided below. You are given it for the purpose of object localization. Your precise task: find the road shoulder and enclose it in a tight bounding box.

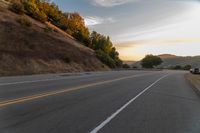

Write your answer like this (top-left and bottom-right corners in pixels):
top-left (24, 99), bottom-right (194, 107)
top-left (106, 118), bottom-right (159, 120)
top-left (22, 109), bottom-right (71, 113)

top-left (185, 73), bottom-right (200, 96)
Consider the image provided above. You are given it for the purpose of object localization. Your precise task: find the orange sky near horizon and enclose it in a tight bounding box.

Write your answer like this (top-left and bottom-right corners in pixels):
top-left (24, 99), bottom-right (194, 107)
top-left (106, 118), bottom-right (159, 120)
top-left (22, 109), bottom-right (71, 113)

top-left (116, 38), bottom-right (200, 61)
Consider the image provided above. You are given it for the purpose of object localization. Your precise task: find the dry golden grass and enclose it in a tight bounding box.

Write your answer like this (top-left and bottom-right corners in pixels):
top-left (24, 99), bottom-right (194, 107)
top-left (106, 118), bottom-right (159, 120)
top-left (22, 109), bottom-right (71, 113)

top-left (185, 73), bottom-right (200, 94)
top-left (0, 6), bottom-right (109, 76)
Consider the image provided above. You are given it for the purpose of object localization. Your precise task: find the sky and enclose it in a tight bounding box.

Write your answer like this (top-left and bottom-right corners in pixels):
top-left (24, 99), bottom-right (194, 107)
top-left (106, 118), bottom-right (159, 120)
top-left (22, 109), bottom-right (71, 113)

top-left (52, 0), bottom-right (200, 61)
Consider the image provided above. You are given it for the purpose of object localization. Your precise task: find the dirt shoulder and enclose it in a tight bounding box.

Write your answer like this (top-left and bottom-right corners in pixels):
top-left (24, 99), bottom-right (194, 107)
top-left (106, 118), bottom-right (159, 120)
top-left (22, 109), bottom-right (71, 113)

top-left (185, 73), bottom-right (200, 95)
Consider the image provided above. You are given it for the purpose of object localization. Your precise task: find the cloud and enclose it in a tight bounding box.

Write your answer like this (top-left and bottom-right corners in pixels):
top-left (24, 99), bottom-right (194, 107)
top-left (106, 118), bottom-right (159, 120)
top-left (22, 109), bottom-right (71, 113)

top-left (84, 16), bottom-right (115, 26)
top-left (91, 0), bottom-right (139, 7)
top-left (115, 38), bottom-right (200, 47)
top-left (84, 16), bottom-right (103, 26)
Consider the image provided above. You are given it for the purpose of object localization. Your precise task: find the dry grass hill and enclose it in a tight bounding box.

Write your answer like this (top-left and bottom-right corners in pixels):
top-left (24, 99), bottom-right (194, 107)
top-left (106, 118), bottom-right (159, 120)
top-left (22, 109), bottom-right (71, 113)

top-left (0, 2), bottom-right (109, 76)
top-left (132, 54), bottom-right (200, 68)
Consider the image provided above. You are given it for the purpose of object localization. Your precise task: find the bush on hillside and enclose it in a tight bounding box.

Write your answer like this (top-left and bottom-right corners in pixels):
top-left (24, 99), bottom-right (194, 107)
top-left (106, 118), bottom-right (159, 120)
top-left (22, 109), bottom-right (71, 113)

top-left (43, 25), bottom-right (52, 32)
top-left (9, 0), bottom-right (122, 68)
top-left (63, 56), bottom-right (71, 63)
top-left (16, 16), bottom-right (32, 27)
top-left (96, 50), bottom-right (116, 68)
top-left (10, 0), bottom-right (24, 14)
top-left (23, 0), bottom-right (47, 23)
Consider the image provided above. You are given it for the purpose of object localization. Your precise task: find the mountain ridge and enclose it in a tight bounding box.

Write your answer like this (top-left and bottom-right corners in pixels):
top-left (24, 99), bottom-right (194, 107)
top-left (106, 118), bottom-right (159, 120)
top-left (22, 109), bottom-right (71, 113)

top-left (132, 54), bottom-right (200, 68)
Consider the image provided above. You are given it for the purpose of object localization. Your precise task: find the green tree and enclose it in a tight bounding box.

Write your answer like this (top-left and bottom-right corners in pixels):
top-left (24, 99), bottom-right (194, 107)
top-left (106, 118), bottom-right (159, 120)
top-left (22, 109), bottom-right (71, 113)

top-left (95, 50), bottom-right (116, 68)
top-left (141, 55), bottom-right (163, 68)
top-left (122, 64), bottom-right (130, 69)
top-left (90, 31), bottom-right (122, 68)
top-left (172, 65), bottom-right (182, 70)
top-left (10, 0), bottom-right (122, 68)
top-left (183, 65), bottom-right (191, 70)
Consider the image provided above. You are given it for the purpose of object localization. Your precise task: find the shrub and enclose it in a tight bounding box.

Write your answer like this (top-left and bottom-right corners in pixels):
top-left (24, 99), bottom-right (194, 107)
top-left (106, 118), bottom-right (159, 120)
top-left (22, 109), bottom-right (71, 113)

top-left (63, 56), bottom-right (71, 63)
top-left (9, 1), bottom-right (24, 14)
top-left (23, 1), bottom-right (47, 23)
top-left (183, 65), bottom-right (191, 70)
top-left (171, 65), bottom-right (182, 70)
top-left (43, 25), bottom-right (52, 33)
top-left (122, 64), bottom-right (130, 69)
top-left (34, 10), bottom-right (48, 23)
top-left (16, 16), bottom-right (32, 27)
top-left (96, 50), bottom-right (116, 68)
top-left (132, 66), bottom-right (138, 69)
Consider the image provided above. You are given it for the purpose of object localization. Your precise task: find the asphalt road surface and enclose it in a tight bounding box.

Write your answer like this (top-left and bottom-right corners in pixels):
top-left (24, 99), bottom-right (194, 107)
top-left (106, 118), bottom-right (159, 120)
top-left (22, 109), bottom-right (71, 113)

top-left (0, 70), bottom-right (200, 133)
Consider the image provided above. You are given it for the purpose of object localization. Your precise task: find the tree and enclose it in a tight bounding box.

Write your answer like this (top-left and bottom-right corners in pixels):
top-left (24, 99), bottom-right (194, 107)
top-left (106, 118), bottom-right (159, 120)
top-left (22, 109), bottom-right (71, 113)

top-left (10, 0), bottom-right (24, 14)
top-left (183, 65), bottom-right (191, 70)
top-left (95, 50), bottom-right (116, 68)
top-left (141, 55), bottom-right (163, 68)
top-left (122, 64), bottom-right (130, 69)
top-left (172, 65), bottom-right (182, 70)
top-left (23, 0), bottom-right (47, 22)
top-left (10, 0), bottom-right (122, 68)
top-left (90, 31), bottom-right (122, 68)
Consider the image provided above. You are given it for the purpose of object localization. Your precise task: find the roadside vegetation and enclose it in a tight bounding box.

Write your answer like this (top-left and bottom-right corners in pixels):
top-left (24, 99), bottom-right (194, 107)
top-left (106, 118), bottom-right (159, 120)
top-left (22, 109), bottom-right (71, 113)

top-left (8, 0), bottom-right (122, 68)
top-left (169, 65), bottom-right (191, 70)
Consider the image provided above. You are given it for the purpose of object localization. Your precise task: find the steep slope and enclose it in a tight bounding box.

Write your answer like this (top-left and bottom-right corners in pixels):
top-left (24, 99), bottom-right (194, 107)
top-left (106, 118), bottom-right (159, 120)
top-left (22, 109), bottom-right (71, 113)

top-left (0, 7), bottom-right (109, 76)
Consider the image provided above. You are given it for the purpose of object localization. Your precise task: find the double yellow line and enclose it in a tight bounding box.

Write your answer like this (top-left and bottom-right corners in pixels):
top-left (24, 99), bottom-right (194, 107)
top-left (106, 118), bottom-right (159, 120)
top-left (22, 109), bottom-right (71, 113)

top-left (0, 73), bottom-right (154, 108)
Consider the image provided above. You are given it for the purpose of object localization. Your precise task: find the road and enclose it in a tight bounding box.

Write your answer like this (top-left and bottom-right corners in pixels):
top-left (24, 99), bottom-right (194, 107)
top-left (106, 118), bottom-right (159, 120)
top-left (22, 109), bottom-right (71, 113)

top-left (0, 70), bottom-right (200, 133)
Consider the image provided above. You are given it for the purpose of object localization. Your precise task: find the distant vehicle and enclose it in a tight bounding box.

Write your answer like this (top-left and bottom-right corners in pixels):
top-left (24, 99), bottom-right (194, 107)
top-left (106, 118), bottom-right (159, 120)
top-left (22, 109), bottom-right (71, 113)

top-left (190, 68), bottom-right (200, 74)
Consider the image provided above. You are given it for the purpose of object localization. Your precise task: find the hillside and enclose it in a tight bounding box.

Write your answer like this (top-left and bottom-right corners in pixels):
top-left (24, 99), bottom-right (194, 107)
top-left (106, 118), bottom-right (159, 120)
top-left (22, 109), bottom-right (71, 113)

top-left (158, 56), bottom-right (200, 68)
top-left (132, 54), bottom-right (200, 68)
top-left (123, 61), bottom-right (136, 66)
top-left (158, 54), bottom-right (177, 59)
top-left (0, 5), bottom-right (109, 76)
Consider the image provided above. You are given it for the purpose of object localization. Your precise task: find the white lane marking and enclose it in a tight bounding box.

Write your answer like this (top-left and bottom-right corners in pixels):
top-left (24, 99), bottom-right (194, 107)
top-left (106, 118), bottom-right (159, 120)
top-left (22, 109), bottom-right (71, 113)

top-left (90, 74), bottom-right (169, 133)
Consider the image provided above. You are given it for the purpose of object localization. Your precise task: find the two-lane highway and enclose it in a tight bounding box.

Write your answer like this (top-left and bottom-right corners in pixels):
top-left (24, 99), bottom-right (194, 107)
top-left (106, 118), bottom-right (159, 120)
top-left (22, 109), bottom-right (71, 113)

top-left (0, 70), bottom-right (200, 133)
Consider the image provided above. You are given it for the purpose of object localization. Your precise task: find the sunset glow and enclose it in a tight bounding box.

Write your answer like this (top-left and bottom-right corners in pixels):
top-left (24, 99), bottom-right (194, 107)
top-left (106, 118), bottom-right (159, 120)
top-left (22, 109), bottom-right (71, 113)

top-left (53, 0), bottom-right (200, 61)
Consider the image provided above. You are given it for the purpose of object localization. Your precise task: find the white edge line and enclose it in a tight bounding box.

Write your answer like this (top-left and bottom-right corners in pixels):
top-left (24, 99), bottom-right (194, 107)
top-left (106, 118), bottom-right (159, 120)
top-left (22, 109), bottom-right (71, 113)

top-left (90, 74), bottom-right (169, 133)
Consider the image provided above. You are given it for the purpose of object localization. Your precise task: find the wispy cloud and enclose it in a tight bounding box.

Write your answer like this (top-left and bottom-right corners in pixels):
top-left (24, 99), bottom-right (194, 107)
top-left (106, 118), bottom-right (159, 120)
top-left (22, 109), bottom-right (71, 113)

top-left (116, 38), bottom-right (200, 47)
top-left (91, 0), bottom-right (139, 7)
top-left (84, 16), bottom-right (103, 26)
top-left (84, 16), bottom-right (115, 26)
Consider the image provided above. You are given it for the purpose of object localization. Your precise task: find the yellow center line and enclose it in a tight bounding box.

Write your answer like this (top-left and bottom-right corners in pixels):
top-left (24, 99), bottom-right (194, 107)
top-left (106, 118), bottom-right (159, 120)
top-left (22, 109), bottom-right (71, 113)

top-left (0, 73), bottom-right (156, 108)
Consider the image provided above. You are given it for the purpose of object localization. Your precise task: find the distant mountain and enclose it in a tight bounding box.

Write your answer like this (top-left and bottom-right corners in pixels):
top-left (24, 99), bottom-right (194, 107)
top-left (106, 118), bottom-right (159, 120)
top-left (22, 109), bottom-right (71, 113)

top-left (158, 54), bottom-right (177, 59)
top-left (133, 54), bottom-right (200, 68)
top-left (123, 61), bottom-right (136, 66)
top-left (158, 55), bottom-right (200, 68)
